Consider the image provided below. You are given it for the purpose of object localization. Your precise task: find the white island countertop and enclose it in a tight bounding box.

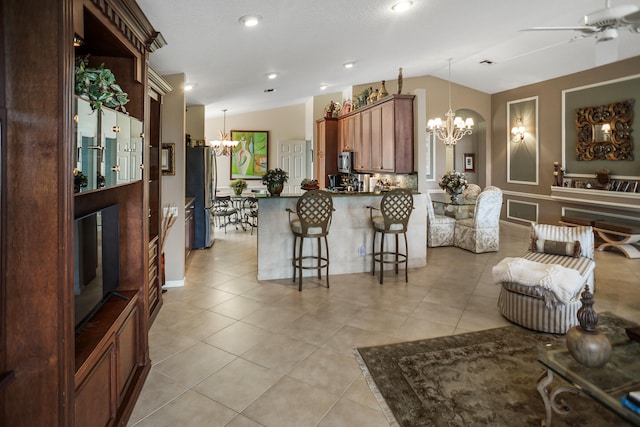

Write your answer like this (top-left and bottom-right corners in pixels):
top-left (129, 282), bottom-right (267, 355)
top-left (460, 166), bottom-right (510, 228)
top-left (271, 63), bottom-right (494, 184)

top-left (256, 191), bottom-right (427, 281)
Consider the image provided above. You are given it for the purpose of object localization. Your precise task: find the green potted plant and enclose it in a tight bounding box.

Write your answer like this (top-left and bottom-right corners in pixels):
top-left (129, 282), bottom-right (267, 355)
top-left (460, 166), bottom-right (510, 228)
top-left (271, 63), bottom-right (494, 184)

top-left (74, 55), bottom-right (130, 112)
top-left (229, 179), bottom-right (248, 196)
top-left (261, 168), bottom-right (289, 196)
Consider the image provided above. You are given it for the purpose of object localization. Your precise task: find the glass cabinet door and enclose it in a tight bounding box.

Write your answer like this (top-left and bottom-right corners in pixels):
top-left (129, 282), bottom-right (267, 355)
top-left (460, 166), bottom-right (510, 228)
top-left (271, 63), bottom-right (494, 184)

top-left (101, 108), bottom-right (118, 188)
top-left (74, 97), bottom-right (98, 192)
top-left (129, 118), bottom-right (143, 181)
top-left (115, 111), bottom-right (131, 185)
top-left (74, 97), bottom-right (144, 192)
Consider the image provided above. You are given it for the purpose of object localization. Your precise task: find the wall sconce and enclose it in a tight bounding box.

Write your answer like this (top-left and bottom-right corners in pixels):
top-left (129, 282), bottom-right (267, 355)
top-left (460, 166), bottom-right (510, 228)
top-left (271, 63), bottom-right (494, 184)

top-left (601, 123), bottom-right (612, 140)
top-left (511, 118), bottom-right (525, 142)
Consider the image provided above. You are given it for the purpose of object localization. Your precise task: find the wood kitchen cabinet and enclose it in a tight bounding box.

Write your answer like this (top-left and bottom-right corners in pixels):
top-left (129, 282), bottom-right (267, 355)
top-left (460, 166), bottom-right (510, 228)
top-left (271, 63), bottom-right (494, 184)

top-left (338, 113), bottom-right (361, 152)
top-left (316, 117), bottom-right (339, 188)
top-left (345, 94), bottom-right (414, 174)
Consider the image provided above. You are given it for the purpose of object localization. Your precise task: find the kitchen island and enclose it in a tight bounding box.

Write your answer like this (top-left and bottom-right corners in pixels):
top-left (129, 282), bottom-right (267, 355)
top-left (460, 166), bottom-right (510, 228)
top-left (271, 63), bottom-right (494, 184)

top-left (256, 191), bottom-right (427, 281)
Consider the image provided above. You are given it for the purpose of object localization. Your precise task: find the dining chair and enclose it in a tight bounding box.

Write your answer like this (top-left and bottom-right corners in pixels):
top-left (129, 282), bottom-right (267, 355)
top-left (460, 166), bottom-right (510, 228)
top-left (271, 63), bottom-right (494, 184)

top-left (426, 192), bottom-right (456, 247)
top-left (454, 187), bottom-right (503, 253)
top-left (241, 196), bottom-right (258, 235)
top-left (211, 196), bottom-right (239, 234)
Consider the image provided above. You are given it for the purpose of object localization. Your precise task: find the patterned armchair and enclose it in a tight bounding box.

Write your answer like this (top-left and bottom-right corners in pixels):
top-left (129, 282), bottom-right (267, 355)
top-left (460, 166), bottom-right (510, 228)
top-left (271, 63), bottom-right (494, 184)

top-left (454, 186), bottom-right (502, 253)
top-left (426, 192), bottom-right (456, 247)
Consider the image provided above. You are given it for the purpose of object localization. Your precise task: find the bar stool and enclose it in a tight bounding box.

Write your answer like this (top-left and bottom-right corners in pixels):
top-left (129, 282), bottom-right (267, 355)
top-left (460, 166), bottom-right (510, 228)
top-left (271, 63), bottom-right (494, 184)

top-left (367, 188), bottom-right (414, 284)
top-left (286, 190), bottom-right (334, 291)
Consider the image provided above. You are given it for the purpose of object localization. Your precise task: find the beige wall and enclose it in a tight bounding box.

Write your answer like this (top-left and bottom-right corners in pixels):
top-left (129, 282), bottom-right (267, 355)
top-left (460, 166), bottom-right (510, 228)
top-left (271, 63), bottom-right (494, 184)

top-left (204, 104), bottom-right (306, 191)
top-left (186, 105), bottom-right (205, 141)
top-left (160, 73), bottom-right (186, 285)
top-left (491, 55), bottom-right (640, 225)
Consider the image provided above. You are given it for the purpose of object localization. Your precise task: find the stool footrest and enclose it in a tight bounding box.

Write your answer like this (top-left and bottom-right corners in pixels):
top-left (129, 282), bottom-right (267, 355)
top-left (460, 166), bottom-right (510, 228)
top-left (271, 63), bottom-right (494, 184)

top-left (292, 255), bottom-right (329, 270)
top-left (372, 252), bottom-right (408, 265)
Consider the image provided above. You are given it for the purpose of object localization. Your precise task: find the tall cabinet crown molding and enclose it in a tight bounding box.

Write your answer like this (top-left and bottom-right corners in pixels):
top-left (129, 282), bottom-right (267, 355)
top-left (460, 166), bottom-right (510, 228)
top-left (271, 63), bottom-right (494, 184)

top-left (1, 0), bottom-right (165, 425)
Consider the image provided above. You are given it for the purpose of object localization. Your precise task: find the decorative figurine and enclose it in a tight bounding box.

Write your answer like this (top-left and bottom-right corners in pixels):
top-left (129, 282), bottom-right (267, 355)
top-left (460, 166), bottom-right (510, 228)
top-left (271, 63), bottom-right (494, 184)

top-left (553, 162), bottom-right (561, 187)
top-left (397, 67), bottom-right (403, 94)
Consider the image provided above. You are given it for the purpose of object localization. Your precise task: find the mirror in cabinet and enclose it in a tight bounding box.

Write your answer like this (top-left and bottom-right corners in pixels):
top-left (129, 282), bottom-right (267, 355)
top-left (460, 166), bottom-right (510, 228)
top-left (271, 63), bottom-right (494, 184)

top-left (74, 96), bottom-right (144, 193)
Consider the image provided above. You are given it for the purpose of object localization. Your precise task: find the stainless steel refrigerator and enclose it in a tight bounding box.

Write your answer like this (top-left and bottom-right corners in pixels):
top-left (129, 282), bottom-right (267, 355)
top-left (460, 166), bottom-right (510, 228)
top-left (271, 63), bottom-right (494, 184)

top-left (186, 146), bottom-right (214, 248)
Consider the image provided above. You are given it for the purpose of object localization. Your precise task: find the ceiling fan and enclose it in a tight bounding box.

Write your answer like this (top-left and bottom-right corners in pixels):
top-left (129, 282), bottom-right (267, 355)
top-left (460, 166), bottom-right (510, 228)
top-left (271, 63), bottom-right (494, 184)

top-left (525, 0), bottom-right (640, 43)
top-left (521, 1), bottom-right (640, 64)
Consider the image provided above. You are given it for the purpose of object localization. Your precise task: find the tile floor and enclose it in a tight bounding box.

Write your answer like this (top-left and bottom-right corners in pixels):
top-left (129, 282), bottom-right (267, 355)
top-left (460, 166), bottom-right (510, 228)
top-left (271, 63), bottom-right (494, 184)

top-left (128, 221), bottom-right (640, 427)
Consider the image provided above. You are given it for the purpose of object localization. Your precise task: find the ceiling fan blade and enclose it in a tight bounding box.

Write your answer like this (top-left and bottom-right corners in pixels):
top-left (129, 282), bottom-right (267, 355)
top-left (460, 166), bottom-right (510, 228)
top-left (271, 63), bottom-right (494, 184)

top-left (622, 10), bottom-right (640, 24)
top-left (523, 26), bottom-right (598, 34)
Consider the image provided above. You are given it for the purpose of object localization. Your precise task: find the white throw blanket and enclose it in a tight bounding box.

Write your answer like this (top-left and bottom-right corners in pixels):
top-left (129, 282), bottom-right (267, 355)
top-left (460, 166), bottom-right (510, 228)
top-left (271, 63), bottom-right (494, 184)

top-left (492, 257), bottom-right (584, 306)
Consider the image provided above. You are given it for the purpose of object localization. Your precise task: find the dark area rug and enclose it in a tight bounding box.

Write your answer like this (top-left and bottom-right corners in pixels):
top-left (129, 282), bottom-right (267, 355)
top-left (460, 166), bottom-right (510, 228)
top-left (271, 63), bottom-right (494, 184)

top-left (355, 313), bottom-right (637, 427)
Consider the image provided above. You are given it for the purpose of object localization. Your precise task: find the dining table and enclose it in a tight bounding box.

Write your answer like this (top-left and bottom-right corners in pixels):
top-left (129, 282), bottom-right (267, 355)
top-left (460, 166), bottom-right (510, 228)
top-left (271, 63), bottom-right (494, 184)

top-left (430, 193), bottom-right (476, 219)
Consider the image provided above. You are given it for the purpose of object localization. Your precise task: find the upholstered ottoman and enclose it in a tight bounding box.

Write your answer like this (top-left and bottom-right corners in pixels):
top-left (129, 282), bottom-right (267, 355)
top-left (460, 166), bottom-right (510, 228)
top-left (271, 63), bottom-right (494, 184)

top-left (495, 224), bottom-right (595, 334)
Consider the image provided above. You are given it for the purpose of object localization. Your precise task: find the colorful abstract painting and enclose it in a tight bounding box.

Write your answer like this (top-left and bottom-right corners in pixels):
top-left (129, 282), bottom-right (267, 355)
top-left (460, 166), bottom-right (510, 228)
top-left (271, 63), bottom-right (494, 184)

top-left (230, 130), bottom-right (268, 180)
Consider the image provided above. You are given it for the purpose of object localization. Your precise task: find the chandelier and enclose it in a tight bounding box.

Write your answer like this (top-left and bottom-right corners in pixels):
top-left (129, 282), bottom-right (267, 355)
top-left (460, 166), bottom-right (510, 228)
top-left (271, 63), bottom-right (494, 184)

top-left (209, 109), bottom-right (239, 156)
top-left (427, 59), bottom-right (474, 146)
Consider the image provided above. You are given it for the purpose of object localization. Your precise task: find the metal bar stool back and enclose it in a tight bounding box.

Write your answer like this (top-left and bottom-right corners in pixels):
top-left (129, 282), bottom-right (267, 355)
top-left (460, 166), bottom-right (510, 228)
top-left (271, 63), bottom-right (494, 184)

top-left (286, 190), bottom-right (334, 291)
top-left (368, 188), bottom-right (414, 284)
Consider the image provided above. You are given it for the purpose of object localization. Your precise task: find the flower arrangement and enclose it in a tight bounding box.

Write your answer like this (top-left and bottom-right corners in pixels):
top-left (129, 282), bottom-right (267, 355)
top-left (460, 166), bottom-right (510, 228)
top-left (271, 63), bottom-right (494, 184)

top-left (439, 171), bottom-right (468, 197)
top-left (229, 179), bottom-right (247, 195)
top-left (261, 168), bottom-right (289, 185)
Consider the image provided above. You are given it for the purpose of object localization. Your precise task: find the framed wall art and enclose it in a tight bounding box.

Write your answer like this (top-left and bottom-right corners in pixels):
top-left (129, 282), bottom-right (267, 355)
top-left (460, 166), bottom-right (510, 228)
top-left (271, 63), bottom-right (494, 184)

top-left (161, 143), bottom-right (175, 176)
top-left (230, 130), bottom-right (268, 180)
top-left (463, 153), bottom-right (475, 172)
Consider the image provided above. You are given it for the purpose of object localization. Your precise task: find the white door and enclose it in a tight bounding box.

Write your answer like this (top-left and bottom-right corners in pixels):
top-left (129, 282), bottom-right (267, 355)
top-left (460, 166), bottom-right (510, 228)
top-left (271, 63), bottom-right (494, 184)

top-left (278, 140), bottom-right (308, 195)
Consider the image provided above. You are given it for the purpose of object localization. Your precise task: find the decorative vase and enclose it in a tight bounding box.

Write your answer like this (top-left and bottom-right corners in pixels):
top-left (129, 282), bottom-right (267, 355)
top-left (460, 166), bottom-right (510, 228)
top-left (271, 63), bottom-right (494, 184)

top-left (448, 190), bottom-right (463, 204)
top-left (233, 187), bottom-right (243, 196)
top-left (397, 67), bottom-right (403, 94)
top-left (565, 285), bottom-right (612, 368)
top-left (379, 80), bottom-right (389, 99)
top-left (267, 182), bottom-right (283, 197)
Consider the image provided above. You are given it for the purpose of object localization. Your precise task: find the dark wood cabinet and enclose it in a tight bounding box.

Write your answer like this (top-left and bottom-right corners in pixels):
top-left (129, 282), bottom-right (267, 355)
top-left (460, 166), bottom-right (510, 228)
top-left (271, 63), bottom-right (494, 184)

top-left (316, 117), bottom-right (339, 188)
top-left (147, 69), bottom-right (172, 325)
top-left (1, 1), bottom-right (165, 425)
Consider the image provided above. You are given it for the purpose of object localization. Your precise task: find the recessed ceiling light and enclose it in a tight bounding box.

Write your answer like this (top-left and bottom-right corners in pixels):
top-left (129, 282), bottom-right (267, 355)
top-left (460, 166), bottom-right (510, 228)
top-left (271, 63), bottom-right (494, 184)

top-left (343, 62), bottom-right (355, 69)
top-left (320, 85), bottom-right (328, 90)
top-left (391, 1), bottom-right (413, 12)
top-left (184, 83), bottom-right (195, 91)
top-left (239, 15), bottom-right (262, 27)
top-left (266, 72), bottom-right (278, 80)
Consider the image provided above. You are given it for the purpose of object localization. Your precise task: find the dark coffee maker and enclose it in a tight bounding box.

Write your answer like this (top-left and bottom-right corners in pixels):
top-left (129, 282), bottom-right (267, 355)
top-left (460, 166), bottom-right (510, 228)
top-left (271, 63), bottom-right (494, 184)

top-left (327, 174), bottom-right (342, 189)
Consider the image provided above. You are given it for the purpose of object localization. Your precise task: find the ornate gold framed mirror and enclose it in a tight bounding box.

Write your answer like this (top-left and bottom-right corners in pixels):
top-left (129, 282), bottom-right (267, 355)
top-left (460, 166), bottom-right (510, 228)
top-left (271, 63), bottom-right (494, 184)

top-left (575, 99), bottom-right (634, 161)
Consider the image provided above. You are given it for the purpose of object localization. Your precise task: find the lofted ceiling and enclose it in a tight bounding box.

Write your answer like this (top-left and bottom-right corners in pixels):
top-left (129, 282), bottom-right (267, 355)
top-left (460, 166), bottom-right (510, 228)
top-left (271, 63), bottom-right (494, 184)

top-left (137, 0), bottom-right (640, 118)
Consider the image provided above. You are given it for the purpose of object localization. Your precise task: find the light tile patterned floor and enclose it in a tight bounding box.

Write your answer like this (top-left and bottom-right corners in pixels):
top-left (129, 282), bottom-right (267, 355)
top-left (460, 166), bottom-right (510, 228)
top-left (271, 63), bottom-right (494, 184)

top-left (129, 221), bottom-right (640, 427)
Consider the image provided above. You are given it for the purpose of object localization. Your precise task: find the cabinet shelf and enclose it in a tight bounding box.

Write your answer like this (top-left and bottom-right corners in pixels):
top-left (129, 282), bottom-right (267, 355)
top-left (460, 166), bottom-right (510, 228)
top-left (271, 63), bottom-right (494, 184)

top-left (550, 186), bottom-right (640, 212)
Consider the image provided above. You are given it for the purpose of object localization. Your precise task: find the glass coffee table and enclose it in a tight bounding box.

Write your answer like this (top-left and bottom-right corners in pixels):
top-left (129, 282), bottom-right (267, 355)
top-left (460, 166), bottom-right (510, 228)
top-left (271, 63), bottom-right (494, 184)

top-left (537, 339), bottom-right (640, 426)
